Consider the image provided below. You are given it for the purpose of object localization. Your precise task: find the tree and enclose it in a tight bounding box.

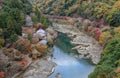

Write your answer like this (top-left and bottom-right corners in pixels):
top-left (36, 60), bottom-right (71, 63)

top-left (89, 37), bottom-right (120, 78)
top-left (0, 0), bottom-right (32, 39)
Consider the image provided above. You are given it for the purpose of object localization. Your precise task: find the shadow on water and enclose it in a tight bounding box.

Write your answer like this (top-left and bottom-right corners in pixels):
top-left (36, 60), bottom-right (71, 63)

top-left (49, 33), bottom-right (95, 78)
top-left (55, 33), bottom-right (78, 54)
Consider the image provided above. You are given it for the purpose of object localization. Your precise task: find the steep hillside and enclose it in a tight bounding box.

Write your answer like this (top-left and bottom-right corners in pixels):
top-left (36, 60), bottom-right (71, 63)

top-left (33, 0), bottom-right (120, 26)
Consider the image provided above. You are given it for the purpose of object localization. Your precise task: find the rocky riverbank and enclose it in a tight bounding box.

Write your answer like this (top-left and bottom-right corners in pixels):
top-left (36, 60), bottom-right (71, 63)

top-left (16, 17), bottom-right (58, 78)
top-left (0, 19), bottom-right (57, 78)
top-left (52, 22), bottom-right (102, 64)
top-left (14, 26), bottom-right (57, 78)
top-left (15, 25), bottom-right (58, 78)
top-left (17, 53), bottom-right (56, 78)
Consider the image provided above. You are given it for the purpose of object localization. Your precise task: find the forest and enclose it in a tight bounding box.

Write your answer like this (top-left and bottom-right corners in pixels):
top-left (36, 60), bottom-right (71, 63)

top-left (0, 0), bottom-right (53, 78)
top-left (0, 0), bottom-right (120, 78)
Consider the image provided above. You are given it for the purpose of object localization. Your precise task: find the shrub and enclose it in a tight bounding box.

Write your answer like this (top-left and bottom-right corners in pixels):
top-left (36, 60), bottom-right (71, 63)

top-left (10, 34), bottom-right (18, 42)
top-left (99, 31), bottom-right (112, 46)
top-left (78, 1), bottom-right (89, 18)
top-left (40, 15), bottom-right (52, 29)
top-left (0, 38), bottom-right (5, 48)
top-left (106, 1), bottom-right (120, 26)
top-left (90, 2), bottom-right (111, 19)
top-left (107, 10), bottom-right (120, 26)
top-left (93, 28), bottom-right (101, 40)
top-left (0, 28), bottom-right (4, 48)
top-left (0, 28), bottom-right (3, 34)
top-left (114, 27), bottom-right (120, 37)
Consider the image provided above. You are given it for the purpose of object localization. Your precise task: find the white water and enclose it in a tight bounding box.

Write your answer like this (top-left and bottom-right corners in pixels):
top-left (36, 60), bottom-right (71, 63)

top-left (49, 46), bottom-right (95, 78)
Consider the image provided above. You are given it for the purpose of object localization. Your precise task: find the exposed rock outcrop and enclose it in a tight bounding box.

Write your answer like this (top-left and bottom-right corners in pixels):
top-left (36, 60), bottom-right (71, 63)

top-left (46, 27), bottom-right (58, 46)
top-left (25, 15), bottom-right (34, 27)
top-left (52, 22), bottom-right (102, 64)
top-left (21, 59), bottom-right (56, 78)
top-left (0, 49), bottom-right (32, 78)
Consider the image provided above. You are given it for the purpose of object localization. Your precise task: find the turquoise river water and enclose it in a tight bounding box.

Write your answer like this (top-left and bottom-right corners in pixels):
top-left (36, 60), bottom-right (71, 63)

top-left (49, 45), bottom-right (95, 78)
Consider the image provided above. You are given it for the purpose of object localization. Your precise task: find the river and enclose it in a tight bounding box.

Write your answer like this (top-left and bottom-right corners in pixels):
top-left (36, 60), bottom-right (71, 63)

top-left (48, 45), bottom-right (95, 78)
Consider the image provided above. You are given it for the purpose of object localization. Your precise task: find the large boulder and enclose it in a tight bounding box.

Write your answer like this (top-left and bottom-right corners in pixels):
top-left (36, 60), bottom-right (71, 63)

top-left (46, 28), bottom-right (55, 36)
top-left (39, 39), bottom-right (47, 45)
top-left (46, 28), bottom-right (58, 39)
top-left (25, 15), bottom-right (34, 27)
top-left (82, 19), bottom-right (91, 26)
top-left (36, 29), bottom-right (46, 38)
top-left (46, 33), bottom-right (54, 45)
top-left (46, 28), bottom-right (58, 45)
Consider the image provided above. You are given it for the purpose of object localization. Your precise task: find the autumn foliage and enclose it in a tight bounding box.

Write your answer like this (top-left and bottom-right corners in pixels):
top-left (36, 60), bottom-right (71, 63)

top-left (0, 71), bottom-right (5, 78)
top-left (12, 37), bottom-right (31, 53)
top-left (99, 31), bottom-right (112, 46)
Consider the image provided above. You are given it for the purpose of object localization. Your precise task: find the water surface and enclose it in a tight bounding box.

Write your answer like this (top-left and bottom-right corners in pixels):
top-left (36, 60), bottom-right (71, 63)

top-left (49, 46), bottom-right (95, 78)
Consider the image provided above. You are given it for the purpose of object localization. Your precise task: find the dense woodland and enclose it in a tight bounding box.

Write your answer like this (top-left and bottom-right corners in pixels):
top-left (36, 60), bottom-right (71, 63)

top-left (0, 0), bottom-right (52, 77)
top-left (35, 0), bottom-right (120, 26)
top-left (0, 0), bottom-right (51, 47)
top-left (0, 0), bottom-right (120, 78)
top-left (34, 0), bottom-right (120, 78)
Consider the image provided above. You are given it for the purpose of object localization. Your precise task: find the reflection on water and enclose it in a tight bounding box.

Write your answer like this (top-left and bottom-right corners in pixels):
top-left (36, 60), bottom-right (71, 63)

top-left (49, 46), bottom-right (95, 78)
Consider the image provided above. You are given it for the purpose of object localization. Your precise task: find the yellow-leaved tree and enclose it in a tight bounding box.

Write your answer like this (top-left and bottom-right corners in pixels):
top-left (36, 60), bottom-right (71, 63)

top-left (99, 31), bottom-right (112, 46)
top-left (114, 27), bottom-right (120, 37)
